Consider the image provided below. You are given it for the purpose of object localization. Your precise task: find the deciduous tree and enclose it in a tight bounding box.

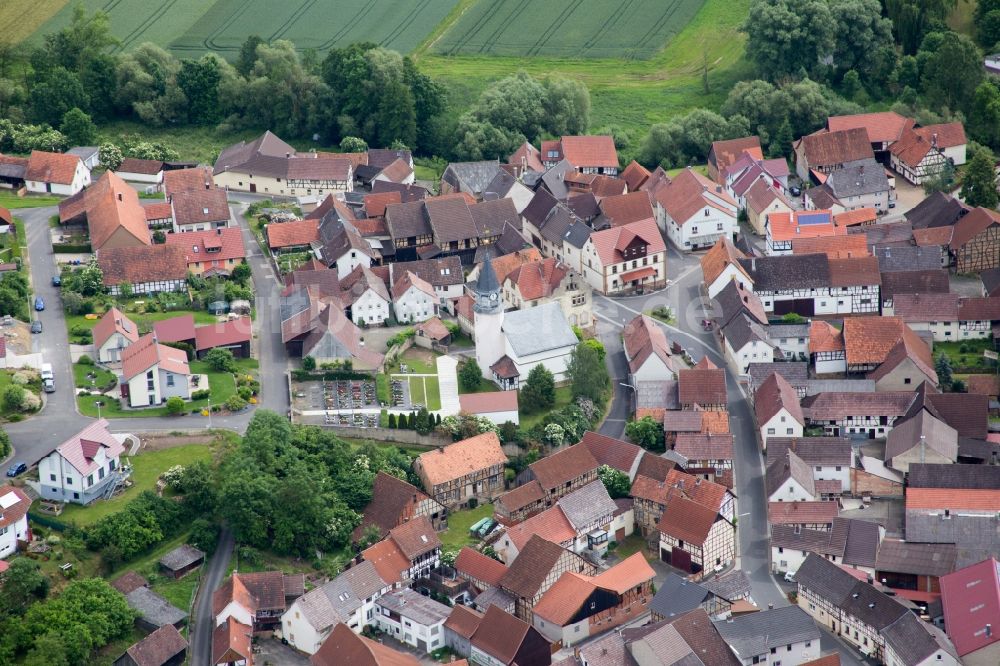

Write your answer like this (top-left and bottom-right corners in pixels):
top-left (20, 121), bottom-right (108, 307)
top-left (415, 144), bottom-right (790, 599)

top-left (566, 342), bottom-right (610, 405)
top-left (960, 149), bottom-right (999, 208)
top-left (520, 365), bottom-right (555, 413)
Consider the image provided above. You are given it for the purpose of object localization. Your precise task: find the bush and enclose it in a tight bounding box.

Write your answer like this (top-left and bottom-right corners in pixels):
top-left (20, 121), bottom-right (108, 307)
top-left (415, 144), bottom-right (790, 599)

top-left (237, 386), bottom-right (253, 400)
top-left (77, 355), bottom-right (94, 366)
top-left (0, 429), bottom-right (10, 459)
top-left (188, 518), bottom-right (219, 555)
top-left (191, 389), bottom-right (210, 401)
top-left (165, 396), bottom-right (186, 415)
top-left (204, 348), bottom-right (237, 373)
top-left (225, 394), bottom-right (248, 412)
top-left (302, 356), bottom-right (316, 371)
top-left (3, 384), bottom-right (25, 412)
top-left (238, 545), bottom-right (263, 567)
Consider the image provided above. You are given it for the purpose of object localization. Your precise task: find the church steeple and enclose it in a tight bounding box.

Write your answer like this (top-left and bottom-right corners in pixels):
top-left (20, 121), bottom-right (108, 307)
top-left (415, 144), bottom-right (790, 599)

top-left (472, 259), bottom-right (502, 315)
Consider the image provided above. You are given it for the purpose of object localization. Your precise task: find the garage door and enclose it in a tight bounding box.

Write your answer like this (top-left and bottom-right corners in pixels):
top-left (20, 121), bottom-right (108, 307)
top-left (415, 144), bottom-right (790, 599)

top-left (774, 299), bottom-right (814, 316)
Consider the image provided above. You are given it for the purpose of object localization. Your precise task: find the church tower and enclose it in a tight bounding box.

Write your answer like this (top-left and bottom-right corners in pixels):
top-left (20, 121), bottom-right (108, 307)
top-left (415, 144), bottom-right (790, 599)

top-left (472, 258), bottom-right (505, 379)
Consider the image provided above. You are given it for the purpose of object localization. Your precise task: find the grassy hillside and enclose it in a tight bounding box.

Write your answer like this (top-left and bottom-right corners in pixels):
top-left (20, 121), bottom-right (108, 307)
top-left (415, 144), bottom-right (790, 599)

top-left (416, 0), bottom-right (751, 138)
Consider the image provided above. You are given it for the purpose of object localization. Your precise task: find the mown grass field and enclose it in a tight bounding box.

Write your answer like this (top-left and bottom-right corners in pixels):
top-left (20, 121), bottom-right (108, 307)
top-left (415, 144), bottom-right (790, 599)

top-left (433, 0), bottom-right (705, 59)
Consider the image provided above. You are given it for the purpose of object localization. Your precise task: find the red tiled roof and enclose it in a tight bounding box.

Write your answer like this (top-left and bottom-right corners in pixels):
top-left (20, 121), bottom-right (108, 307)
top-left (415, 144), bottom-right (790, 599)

top-left (71, 171), bottom-right (152, 249)
top-left (833, 208), bottom-right (877, 228)
top-left (163, 166), bottom-right (214, 196)
top-left (152, 314), bottom-right (196, 344)
top-left (165, 227), bottom-right (246, 265)
top-left (827, 112), bottom-right (914, 144)
top-left (212, 618), bottom-right (252, 666)
top-left (792, 234), bottom-right (869, 259)
top-left (455, 547), bottom-right (508, 587)
top-left (266, 219), bottom-right (319, 249)
top-left (361, 539), bottom-right (410, 585)
top-left (658, 493), bottom-right (720, 545)
top-left (700, 237), bottom-right (750, 286)
top-left (674, 433), bottom-right (734, 461)
top-left (809, 320), bottom-right (844, 354)
top-left (170, 188), bottom-right (230, 226)
top-left (678, 367), bottom-right (727, 406)
top-left (458, 390), bottom-right (518, 415)
top-left (559, 135), bottom-right (619, 169)
top-left (710, 136), bottom-right (763, 177)
top-left (939, 557), bottom-right (1000, 657)
top-left (364, 191), bottom-right (402, 218)
top-left (121, 333), bottom-right (190, 381)
top-left (843, 316), bottom-right (905, 365)
top-left (118, 158), bottom-right (163, 175)
top-left (655, 168), bottom-right (736, 225)
top-left (0, 485), bottom-right (31, 530)
top-left (531, 572), bottom-right (596, 625)
top-left (496, 480), bottom-right (545, 514)
top-left (580, 431), bottom-right (643, 474)
top-left (415, 432), bottom-right (507, 487)
top-left (92, 306), bottom-right (139, 350)
top-left (599, 192), bottom-right (655, 227)
top-left (906, 488), bottom-right (1000, 511)
top-left (621, 160), bottom-right (651, 192)
top-left (52, 419), bottom-right (124, 476)
top-left (768, 210), bottom-right (845, 242)
top-left (490, 247), bottom-right (543, 284)
top-left (768, 501), bottom-right (839, 525)
top-left (915, 122), bottom-right (966, 149)
top-left (26, 150), bottom-right (81, 185)
top-left (312, 622), bottom-right (419, 666)
top-left (195, 317), bottom-right (252, 352)
top-left (755, 372), bottom-right (804, 425)
top-left (796, 128), bottom-right (874, 167)
top-left (98, 244), bottom-right (187, 286)
top-left (588, 217), bottom-right (665, 267)
top-left (143, 201), bottom-right (173, 221)
top-left (950, 206), bottom-right (1000, 250)
top-left (529, 443), bottom-right (598, 492)
top-left (505, 506), bottom-right (576, 551)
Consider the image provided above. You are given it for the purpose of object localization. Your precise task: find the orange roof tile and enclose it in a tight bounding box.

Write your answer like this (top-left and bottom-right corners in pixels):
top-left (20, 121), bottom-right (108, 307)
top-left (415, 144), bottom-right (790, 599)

top-left (655, 168), bottom-right (736, 224)
top-left (768, 210), bottom-right (845, 242)
top-left (266, 219), bottom-right (319, 249)
top-left (163, 166), bottom-right (214, 197)
top-left (792, 234), bottom-right (869, 259)
top-left (657, 494), bottom-right (720, 545)
top-left (827, 112), bottom-right (914, 144)
top-left (361, 539), bottom-right (410, 585)
top-left (25, 150), bottom-right (81, 185)
top-left (599, 192), bottom-right (655, 227)
top-left (906, 488), bottom-right (1000, 511)
top-left (621, 160), bottom-right (651, 192)
top-left (843, 316), bottom-right (905, 365)
top-left (588, 217), bottom-right (665, 267)
top-left (489, 248), bottom-right (543, 284)
top-left (364, 191), bottom-right (402, 218)
top-left (505, 506), bottom-right (576, 551)
top-left (165, 227), bottom-right (246, 265)
top-left (700, 411), bottom-right (730, 434)
top-left (559, 135), bottom-right (619, 169)
top-left (531, 572), bottom-right (596, 624)
top-left (809, 320), bottom-right (844, 354)
top-left (73, 171), bottom-right (152, 250)
top-left (700, 238), bottom-right (750, 286)
top-left (833, 208), bottom-right (877, 228)
top-left (505, 257), bottom-right (568, 301)
top-left (415, 433), bottom-right (507, 487)
top-left (454, 547), bottom-right (508, 587)
top-left (590, 551), bottom-right (656, 594)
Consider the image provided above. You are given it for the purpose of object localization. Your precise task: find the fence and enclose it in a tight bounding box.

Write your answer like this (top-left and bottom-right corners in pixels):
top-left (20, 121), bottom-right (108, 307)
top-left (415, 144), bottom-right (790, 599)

top-left (27, 512), bottom-right (69, 532)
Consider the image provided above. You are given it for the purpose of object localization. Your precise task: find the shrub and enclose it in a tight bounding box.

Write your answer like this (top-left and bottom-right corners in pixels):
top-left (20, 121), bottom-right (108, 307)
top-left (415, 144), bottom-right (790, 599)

top-left (237, 386), bottom-right (253, 400)
top-left (188, 518), bottom-right (219, 555)
top-left (3, 384), bottom-right (25, 411)
top-left (21, 392), bottom-right (41, 411)
top-left (302, 356), bottom-right (316, 371)
top-left (204, 348), bottom-right (237, 373)
top-left (10, 372), bottom-right (29, 385)
top-left (225, 394), bottom-right (248, 412)
top-left (165, 396), bottom-right (186, 415)
top-left (77, 355), bottom-right (94, 366)
top-left (191, 389), bottom-right (210, 401)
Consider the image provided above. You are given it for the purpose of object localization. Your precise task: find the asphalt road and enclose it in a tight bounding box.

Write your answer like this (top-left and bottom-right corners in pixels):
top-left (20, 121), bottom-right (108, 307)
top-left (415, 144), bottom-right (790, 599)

top-left (592, 242), bottom-right (868, 666)
top-left (190, 527), bottom-right (235, 666)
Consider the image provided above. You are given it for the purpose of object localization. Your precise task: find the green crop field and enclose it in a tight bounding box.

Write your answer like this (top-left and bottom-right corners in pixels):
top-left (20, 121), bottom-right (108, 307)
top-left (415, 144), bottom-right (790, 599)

top-left (433, 0), bottom-right (705, 59)
top-left (21, 0), bottom-right (461, 57)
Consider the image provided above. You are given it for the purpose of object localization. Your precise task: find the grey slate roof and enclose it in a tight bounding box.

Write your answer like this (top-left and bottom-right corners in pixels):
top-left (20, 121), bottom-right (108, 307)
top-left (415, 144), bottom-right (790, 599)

top-left (765, 437), bottom-right (852, 467)
top-left (649, 574), bottom-right (711, 618)
top-left (840, 518), bottom-right (882, 569)
top-left (442, 160), bottom-right (501, 195)
top-left (522, 189), bottom-right (558, 227)
top-left (557, 480), bottom-right (617, 531)
top-left (377, 588), bottom-right (450, 626)
top-left (540, 159), bottom-right (575, 200)
top-left (875, 245), bottom-right (943, 273)
top-left (767, 323), bottom-right (810, 340)
top-left (501, 302), bottom-right (578, 357)
top-left (738, 254), bottom-right (831, 290)
top-left (874, 539), bottom-right (957, 577)
top-left (885, 411), bottom-right (957, 463)
top-left (126, 587), bottom-right (187, 628)
top-left (839, 580), bottom-right (908, 630)
top-left (700, 570), bottom-right (751, 602)
top-left (880, 269), bottom-right (951, 300)
top-left (825, 158), bottom-right (889, 198)
top-left (159, 544), bottom-right (205, 572)
top-left (637, 380), bottom-right (679, 410)
top-left (794, 553), bottom-right (858, 604)
top-left (748, 362), bottom-right (808, 392)
top-left (906, 463), bottom-right (1000, 489)
top-left (472, 586), bottom-right (516, 614)
top-left (882, 610), bottom-right (959, 665)
top-left (849, 220), bottom-right (914, 249)
top-left (294, 559), bottom-right (386, 631)
top-left (722, 314), bottom-right (773, 353)
top-left (713, 606), bottom-right (820, 659)
top-left (905, 191), bottom-right (969, 229)
top-left (765, 449), bottom-right (815, 499)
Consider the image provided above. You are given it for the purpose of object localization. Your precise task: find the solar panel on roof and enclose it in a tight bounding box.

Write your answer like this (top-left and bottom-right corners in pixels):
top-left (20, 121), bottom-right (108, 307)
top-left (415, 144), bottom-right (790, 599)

top-left (798, 212), bottom-right (831, 225)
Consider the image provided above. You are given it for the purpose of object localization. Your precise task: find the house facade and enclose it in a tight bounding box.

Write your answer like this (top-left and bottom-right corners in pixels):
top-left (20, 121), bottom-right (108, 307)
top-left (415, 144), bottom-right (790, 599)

top-left (0, 485), bottom-right (31, 559)
top-left (392, 272), bottom-right (439, 324)
top-left (581, 218), bottom-right (666, 295)
top-left (119, 334), bottom-right (192, 408)
top-left (25, 150), bottom-right (91, 195)
top-left (37, 419), bottom-right (125, 505)
top-left (655, 169), bottom-right (739, 251)
top-left (413, 433), bottom-right (508, 508)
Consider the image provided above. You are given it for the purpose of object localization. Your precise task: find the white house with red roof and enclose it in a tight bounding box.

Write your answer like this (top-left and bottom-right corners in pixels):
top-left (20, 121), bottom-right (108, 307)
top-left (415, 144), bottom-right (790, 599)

top-left (119, 334), bottom-right (192, 407)
top-left (37, 419), bottom-right (127, 505)
top-left (0, 485), bottom-right (31, 558)
top-left (164, 227), bottom-right (246, 277)
top-left (392, 271), bottom-right (439, 324)
top-left (581, 217), bottom-right (666, 295)
top-left (25, 150), bottom-right (90, 195)
top-left (541, 135), bottom-right (619, 175)
top-left (93, 307), bottom-right (140, 363)
top-left (654, 168), bottom-right (738, 251)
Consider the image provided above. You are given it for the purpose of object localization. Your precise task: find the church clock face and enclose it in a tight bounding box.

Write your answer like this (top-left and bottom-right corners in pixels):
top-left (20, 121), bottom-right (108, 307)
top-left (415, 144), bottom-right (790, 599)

top-left (490, 293), bottom-right (497, 300)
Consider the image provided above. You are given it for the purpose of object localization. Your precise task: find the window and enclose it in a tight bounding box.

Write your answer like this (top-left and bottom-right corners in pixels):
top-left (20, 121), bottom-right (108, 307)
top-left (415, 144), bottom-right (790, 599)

top-left (574, 625), bottom-right (581, 633)
top-left (815, 466), bottom-right (822, 472)
top-left (770, 648), bottom-right (776, 655)
top-left (66, 477), bottom-right (72, 485)
top-left (166, 374), bottom-right (174, 387)
top-left (805, 642), bottom-right (811, 648)
top-left (835, 466), bottom-right (842, 471)
top-left (768, 428), bottom-right (775, 434)
top-left (50, 474), bottom-right (55, 481)
top-left (87, 474), bottom-right (94, 487)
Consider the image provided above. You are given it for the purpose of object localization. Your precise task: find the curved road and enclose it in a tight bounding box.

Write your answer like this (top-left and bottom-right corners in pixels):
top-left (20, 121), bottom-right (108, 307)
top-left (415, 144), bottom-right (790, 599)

top-left (593, 243), bottom-right (867, 665)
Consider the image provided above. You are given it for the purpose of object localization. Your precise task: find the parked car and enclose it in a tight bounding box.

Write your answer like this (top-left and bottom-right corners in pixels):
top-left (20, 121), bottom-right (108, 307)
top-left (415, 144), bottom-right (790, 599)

top-left (30, 320), bottom-right (42, 333)
top-left (784, 571), bottom-right (796, 583)
top-left (33, 296), bottom-right (44, 311)
top-left (43, 378), bottom-right (55, 393)
top-left (6, 461), bottom-right (27, 477)
top-left (51, 275), bottom-right (61, 286)
top-left (40, 363), bottom-right (53, 381)
top-left (789, 185), bottom-right (802, 197)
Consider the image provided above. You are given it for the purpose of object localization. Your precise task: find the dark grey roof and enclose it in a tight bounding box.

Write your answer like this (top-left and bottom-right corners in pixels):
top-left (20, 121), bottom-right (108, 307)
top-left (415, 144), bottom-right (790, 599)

top-left (875, 245), bottom-right (942, 273)
top-left (540, 159), bottom-right (575, 200)
top-left (722, 314), bottom-right (772, 353)
top-left (848, 220), bottom-right (913, 249)
top-left (126, 587), bottom-right (187, 628)
top-left (875, 539), bottom-right (957, 578)
top-left (841, 518), bottom-right (882, 569)
top-left (699, 570), bottom-right (751, 602)
top-left (713, 281), bottom-right (767, 329)
top-left (636, 380), bottom-right (679, 410)
top-left (385, 200), bottom-right (431, 239)
top-left (767, 323), bottom-right (810, 340)
top-left (279, 288), bottom-right (312, 322)
top-left (982, 267), bottom-right (1000, 296)
top-left (765, 437), bottom-right (852, 467)
top-left (712, 606), bottom-right (820, 658)
top-left (563, 219), bottom-right (592, 248)
top-left (738, 254), bottom-right (831, 290)
top-left (906, 463), bottom-right (1000, 489)
top-left (771, 524), bottom-right (840, 554)
top-left (442, 160), bottom-right (501, 195)
top-left (538, 203), bottom-right (579, 245)
top-left (566, 192), bottom-right (600, 221)
top-left (882, 610), bottom-right (958, 665)
top-left (905, 191), bottom-right (969, 229)
top-left (794, 553), bottom-right (858, 604)
top-left (470, 198), bottom-right (520, 237)
top-left (826, 158), bottom-right (889, 198)
top-left (748, 363), bottom-right (808, 391)
top-left (522, 189), bottom-right (558, 227)
top-left (649, 574), bottom-right (710, 618)
top-left (957, 436), bottom-right (1000, 464)
top-left (389, 256), bottom-right (463, 287)
top-left (494, 223), bottom-right (530, 255)
top-left (473, 256), bottom-right (500, 295)
top-left (67, 146), bottom-right (99, 159)
top-left (804, 184), bottom-right (840, 210)
top-left (370, 180), bottom-right (429, 202)
top-left (159, 544), bottom-right (205, 571)
top-left (880, 269), bottom-right (950, 300)
top-left (472, 586), bottom-right (516, 614)
top-left (368, 148), bottom-right (412, 170)
top-left (839, 580), bottom-right (908, 630)
top-left (802, 379), bottom-right (876, 395)
top-left (765, 449), bottom-right (814, 499)
top-left (557, 480), bottom-right (617, 531)
top-left (483, 169), bottom-right (516, 198)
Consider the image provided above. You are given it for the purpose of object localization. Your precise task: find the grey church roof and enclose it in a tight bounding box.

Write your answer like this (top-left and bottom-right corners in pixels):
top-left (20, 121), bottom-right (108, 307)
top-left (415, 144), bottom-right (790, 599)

top-left (502, 302), bottom-right (578, 357)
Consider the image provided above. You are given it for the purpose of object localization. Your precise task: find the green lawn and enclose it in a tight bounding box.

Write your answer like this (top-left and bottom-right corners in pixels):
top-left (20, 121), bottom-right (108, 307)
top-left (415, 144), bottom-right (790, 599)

top-left (414, 164), bottom-right (440, 181)
top-left (409, 376), bottom-right (427, 406)
top-left (424, 376), bottom-right (442, 410)
top-left (439, 503), bottom-right (494, 551)
top-left (935, 339), bottom-right (997, 374)
top-left (458, 378), bottom-right (501, 395)
top-left (0, 192), bottom-right (62, 209)
top-left (76, 358), bottom-right (256, 418)
top-left (519, 386), bottom-right (573, 431)
top-left (65, 302), bottom-right (219, 335)
top-left (386, 349), bottom-right (439, 374)
top-left (612, 534), bottom-right (653, 561)
top-left (56, 445), bottom-right (213, 527)
top-left (73, 361), bottom-right (116, 390)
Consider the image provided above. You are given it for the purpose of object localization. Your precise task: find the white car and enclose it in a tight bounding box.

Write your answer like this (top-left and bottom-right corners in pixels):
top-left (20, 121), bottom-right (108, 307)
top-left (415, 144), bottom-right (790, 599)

top-left (783, 571), bottom-right (796, 583)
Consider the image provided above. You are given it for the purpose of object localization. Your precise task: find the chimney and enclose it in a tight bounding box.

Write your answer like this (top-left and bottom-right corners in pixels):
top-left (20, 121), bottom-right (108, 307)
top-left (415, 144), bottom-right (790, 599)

top-left (286, 152), bottom-right (291, 158)
top-left (751, 258), bottom-right (756, 272)
top-left (931, 133), bottom-right (938, 148)
top-left (768, 603), bottom-right (774, 610)
top-left (987, 624), bottom-right (993, 638)
top-left (867, 574), bottom-right (874, 584)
